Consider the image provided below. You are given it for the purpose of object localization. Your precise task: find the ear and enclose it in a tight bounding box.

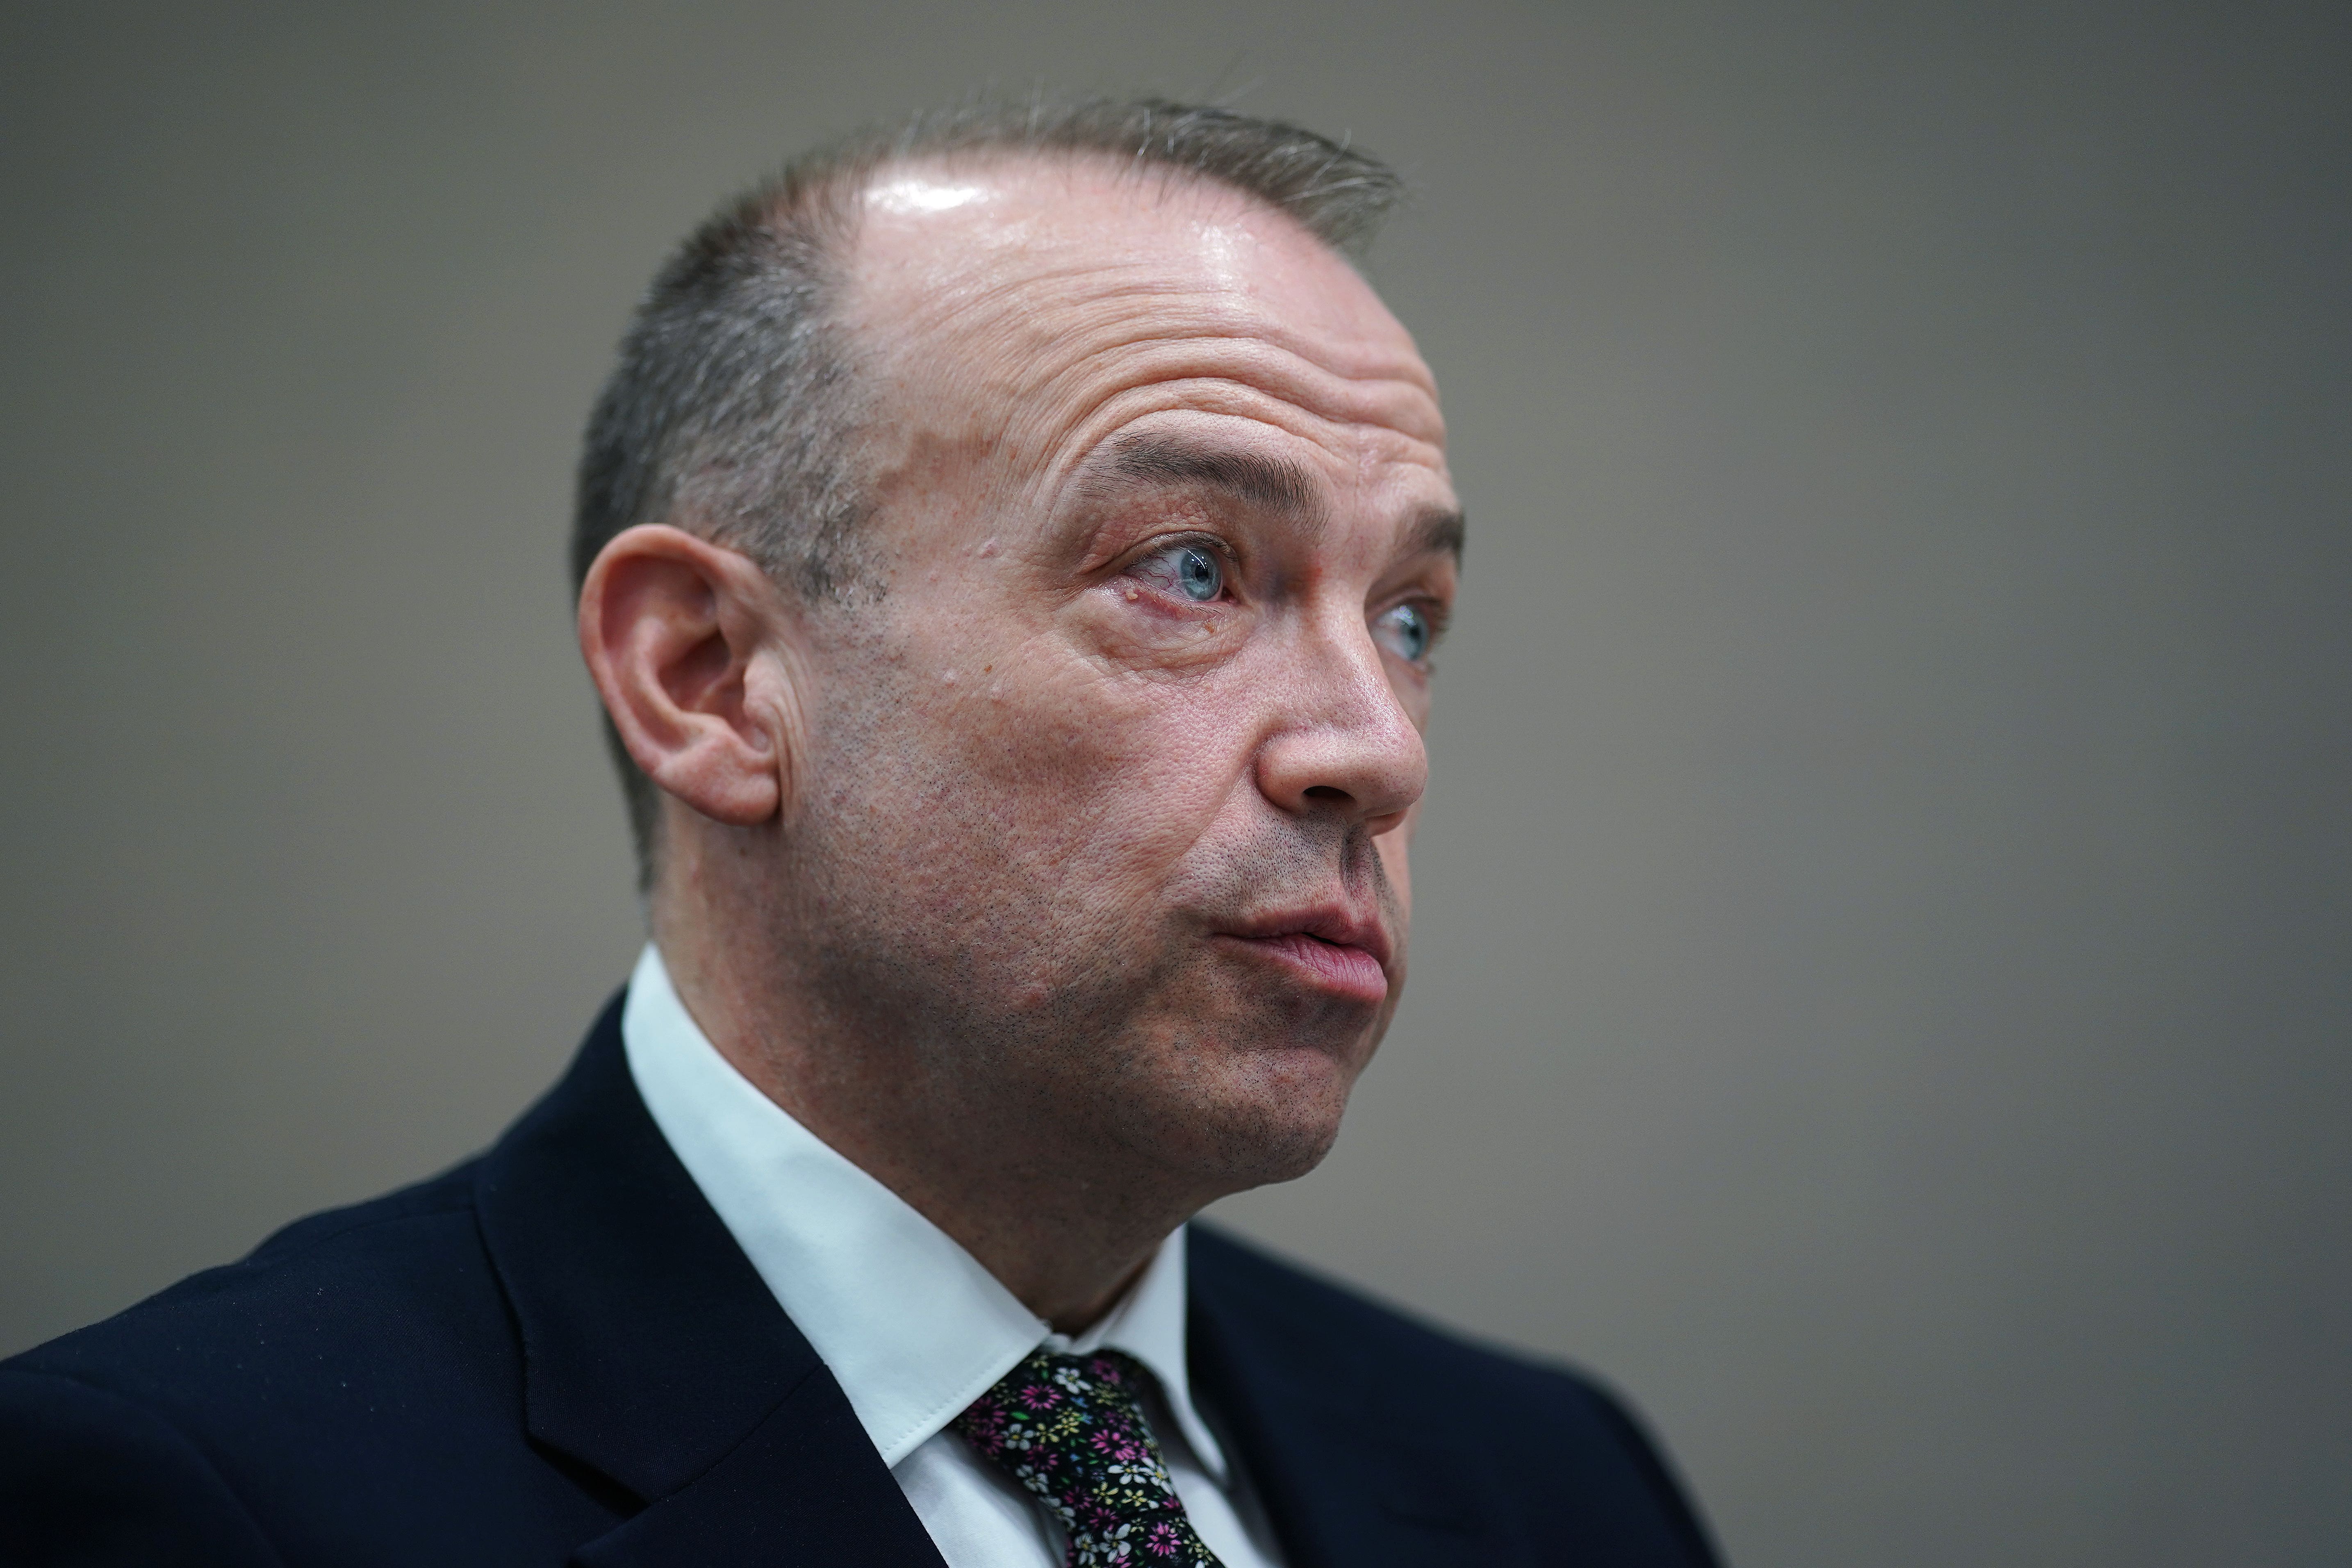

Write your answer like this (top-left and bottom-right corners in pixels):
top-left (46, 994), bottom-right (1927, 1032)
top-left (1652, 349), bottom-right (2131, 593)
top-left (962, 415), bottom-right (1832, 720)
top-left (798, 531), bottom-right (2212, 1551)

top-left (577, 524), bottom-right (802, 828)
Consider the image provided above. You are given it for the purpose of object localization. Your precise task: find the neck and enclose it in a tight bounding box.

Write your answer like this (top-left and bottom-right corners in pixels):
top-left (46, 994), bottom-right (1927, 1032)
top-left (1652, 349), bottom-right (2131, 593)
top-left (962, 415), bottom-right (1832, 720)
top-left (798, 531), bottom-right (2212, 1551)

top-left (651, 852), bottom-right (1200, 1334)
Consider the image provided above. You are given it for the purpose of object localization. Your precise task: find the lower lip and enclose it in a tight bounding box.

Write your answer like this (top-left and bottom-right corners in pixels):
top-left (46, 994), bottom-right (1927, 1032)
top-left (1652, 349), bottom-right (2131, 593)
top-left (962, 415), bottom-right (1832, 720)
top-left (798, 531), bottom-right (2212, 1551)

top-left (1224, 933), bottom-right (1389, 1003)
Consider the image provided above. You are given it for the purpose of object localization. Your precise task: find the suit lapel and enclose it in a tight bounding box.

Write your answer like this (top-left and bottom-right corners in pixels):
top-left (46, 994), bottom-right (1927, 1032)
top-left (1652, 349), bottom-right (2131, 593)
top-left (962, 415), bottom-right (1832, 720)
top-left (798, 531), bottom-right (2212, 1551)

top-left (570, 1364), bottom-right (947, 1567)
top-left (474, 995), bottom-right (946, 1567)
top-left (472, 1001), bottom-right (1505, 1566)
top-left (1188, 1227), bottom-right (1498, 1568)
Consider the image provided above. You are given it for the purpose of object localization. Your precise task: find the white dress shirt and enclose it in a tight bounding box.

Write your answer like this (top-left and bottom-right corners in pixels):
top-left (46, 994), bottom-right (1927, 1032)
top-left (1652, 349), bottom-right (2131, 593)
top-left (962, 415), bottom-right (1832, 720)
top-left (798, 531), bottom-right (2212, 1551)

top-left (620, 944), bottom-right (1284, 1567)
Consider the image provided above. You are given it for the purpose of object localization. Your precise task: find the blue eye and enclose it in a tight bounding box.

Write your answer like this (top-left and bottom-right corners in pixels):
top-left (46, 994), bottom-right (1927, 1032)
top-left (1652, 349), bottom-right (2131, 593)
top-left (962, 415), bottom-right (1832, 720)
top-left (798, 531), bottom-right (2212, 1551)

top-left (1374, 602), bottom-right (1433, 662)
top-left (1176, 547), bottom-right (1221, 601)
top-left (1133, 542), bottom-right (1225, 602)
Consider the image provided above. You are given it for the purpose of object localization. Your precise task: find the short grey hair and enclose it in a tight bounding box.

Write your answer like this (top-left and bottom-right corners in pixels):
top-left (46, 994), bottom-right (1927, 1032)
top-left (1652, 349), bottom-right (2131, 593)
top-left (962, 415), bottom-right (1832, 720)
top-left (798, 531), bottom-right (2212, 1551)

top-left (572, 96), bottom-right (1407, 885)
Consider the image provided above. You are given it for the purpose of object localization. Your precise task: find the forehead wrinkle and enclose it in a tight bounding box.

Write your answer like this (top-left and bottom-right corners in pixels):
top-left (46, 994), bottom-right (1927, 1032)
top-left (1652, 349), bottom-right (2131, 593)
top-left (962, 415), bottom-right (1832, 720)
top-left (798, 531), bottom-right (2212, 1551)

top-left (863, 239), bottom-right (1435, 405)
top-left (885, 255), bottom-right (1210, 335)
top-left (1046, 284), bottom-right (1434, 399)
top-left (1017, 326), bottom-right (1448, 460)
top-left (845, 170), bottom-right (1449, 526)
top-left (1024, 376), bottom-right (1447, 533)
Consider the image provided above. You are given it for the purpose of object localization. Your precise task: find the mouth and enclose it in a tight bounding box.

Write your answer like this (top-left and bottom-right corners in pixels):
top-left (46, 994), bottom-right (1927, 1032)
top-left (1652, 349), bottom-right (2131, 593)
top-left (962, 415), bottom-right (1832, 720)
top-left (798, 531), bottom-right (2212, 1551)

top-left (1214, 909), bottom-right (1392, 1004)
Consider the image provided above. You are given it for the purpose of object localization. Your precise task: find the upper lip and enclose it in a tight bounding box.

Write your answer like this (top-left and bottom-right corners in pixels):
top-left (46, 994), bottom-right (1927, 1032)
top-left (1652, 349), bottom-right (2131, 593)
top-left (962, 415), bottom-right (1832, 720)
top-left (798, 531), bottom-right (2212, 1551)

top-left (1218, 903), bottom-right (1394, 973)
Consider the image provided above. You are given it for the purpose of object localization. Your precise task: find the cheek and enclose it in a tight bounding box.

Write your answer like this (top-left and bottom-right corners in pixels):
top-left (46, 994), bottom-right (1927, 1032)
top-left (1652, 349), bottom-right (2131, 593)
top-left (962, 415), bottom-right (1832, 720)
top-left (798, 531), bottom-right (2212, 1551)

top-left (1375, 804), bottom-right (1417, 917)
top-left (926, 646), bottom-right (1254, 883)
top-left (1064, 583), bottom-right (1244, 674)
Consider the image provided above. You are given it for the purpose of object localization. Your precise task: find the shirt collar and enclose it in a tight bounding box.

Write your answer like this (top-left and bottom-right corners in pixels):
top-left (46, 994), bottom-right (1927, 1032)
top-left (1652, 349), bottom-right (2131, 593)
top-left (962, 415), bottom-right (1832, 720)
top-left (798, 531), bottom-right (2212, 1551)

top-left (619, 944), bottom-right (1227, 1479)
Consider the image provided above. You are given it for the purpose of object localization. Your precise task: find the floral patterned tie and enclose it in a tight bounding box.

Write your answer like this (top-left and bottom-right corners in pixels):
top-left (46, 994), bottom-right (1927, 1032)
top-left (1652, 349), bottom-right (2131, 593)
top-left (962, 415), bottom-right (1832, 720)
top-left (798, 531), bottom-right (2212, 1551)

top-left (952, 1346), bottom-right (1227, 1567)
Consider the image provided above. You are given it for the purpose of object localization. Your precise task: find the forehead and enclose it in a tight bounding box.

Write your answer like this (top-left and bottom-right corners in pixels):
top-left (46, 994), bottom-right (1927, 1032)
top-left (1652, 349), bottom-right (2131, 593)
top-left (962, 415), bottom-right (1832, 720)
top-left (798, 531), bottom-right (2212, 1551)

top-left (838, 155), bottom-right (1448, 481)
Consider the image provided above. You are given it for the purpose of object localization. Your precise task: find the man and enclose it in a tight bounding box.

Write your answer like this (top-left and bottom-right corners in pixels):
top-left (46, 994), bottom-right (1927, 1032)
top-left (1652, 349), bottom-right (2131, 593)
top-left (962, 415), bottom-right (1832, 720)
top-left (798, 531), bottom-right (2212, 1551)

top-left (0, 99), bottom-right (1718, 1566)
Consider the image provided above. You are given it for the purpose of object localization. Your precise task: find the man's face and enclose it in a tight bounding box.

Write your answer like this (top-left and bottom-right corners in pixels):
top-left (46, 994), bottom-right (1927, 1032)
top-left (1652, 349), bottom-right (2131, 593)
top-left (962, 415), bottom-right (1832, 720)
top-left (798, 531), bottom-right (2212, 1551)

top-left (776, 157), bottom-right (1457, 1199)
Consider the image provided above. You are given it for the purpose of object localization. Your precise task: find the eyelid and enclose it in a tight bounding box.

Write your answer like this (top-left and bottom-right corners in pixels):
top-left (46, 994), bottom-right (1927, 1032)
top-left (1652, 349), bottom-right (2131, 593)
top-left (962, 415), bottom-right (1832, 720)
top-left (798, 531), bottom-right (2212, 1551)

top-left (1116, 530), bottom-right (1242, 580)
top-left (1379, 593), bottom-right (1450, 635)
top-left (1135, 530), bottom-right (1239, 564)
top-left (1375, 596), bottom-right (1448, 664)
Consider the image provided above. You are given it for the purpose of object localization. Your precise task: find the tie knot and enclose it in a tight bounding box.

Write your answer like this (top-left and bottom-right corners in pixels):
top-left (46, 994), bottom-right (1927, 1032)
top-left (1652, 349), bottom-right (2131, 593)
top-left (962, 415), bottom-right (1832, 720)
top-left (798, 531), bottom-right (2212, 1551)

top-left (953, 1347), bottom-right (1225, 1567)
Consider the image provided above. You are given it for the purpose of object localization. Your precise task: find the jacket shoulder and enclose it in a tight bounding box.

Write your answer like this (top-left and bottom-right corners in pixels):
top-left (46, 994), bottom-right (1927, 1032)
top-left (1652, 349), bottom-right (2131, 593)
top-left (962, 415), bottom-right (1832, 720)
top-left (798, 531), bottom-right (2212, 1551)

top-left (6, 1159), bottom-right (493, 1400)
top-left (1190, 1220), bottom-right (1630, 1406)
top-left (0, 1158), bottom-right (613, 1564)
top-left (1189, 1223), bottom-right (1721, 1566)
top-left (0, 1365), bottom-right (286, 1566)
top-left (2, 1161), bottom-right (532, 1515)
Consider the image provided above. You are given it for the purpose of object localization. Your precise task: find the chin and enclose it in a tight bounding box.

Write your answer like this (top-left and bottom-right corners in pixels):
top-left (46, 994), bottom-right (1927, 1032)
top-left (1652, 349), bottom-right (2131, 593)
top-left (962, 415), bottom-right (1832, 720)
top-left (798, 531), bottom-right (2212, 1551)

top-left (1137, 1021), bottom-right (1379, 1197)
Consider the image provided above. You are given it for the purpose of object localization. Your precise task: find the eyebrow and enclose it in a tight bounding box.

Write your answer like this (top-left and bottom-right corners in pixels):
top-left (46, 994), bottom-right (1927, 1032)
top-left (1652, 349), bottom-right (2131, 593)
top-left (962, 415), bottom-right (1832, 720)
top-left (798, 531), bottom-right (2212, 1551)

top-left (1404, 505), bottom-right (1467, 564)
top-left (1076, 431), bottom-right (1466, 562)
top-left (1081, 432), bottom-right (1323, 517)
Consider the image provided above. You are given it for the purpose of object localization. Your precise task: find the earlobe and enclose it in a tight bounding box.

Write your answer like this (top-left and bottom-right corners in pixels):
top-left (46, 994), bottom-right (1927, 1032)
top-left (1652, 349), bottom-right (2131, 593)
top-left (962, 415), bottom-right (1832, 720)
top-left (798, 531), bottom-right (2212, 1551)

top-left (577, 525), bottom-right (799, 828)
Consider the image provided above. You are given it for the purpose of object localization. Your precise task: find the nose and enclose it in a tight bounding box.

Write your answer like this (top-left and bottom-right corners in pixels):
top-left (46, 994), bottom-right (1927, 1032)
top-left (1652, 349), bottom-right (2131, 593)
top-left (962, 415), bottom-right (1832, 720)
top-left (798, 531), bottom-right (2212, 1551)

top-left (1252, 610), bottom-right (1428, 836)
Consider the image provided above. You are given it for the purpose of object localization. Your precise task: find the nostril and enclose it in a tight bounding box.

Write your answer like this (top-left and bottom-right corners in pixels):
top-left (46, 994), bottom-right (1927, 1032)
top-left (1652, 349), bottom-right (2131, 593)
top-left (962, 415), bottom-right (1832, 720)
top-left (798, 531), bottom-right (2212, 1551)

top-left (1302, 785), bottom-right (1349, 801)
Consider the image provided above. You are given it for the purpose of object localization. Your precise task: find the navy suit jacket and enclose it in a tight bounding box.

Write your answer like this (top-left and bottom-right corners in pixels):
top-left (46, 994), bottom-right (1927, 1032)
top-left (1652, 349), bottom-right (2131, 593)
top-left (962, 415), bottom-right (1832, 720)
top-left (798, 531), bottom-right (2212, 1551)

top-left (0, 996), bottom-right (1719, 1566)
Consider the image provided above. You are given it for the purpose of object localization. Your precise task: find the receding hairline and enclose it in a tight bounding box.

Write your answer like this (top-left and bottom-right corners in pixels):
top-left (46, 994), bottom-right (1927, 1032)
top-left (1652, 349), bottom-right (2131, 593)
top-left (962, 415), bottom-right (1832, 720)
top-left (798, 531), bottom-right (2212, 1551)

top-left (710, 93), bottom-right (1409, 289)
top-left (745, 142), bottom-right (1380, 296)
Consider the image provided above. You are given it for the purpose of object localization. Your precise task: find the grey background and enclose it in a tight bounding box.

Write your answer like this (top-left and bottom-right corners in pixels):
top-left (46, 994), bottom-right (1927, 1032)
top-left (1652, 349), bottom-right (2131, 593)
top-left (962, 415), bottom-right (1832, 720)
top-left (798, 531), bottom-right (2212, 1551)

top-left (3, 3), bottom-right (2345, 1563)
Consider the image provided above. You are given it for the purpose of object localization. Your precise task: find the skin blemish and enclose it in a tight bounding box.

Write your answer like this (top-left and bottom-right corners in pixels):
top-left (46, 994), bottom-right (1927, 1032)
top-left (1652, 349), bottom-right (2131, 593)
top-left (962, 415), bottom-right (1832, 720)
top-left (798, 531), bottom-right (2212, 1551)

top-left (978, 537), bottom-right (1000, 557)
top-left (942, 669), bottom-right (959, 685)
